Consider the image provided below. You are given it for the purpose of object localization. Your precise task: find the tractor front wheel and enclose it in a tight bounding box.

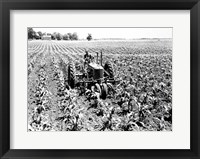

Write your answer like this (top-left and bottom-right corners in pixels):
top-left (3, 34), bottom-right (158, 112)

top-left (101, 83), bottom-right (108, 100)
top-left (91, 83), bottom-right (102, 95)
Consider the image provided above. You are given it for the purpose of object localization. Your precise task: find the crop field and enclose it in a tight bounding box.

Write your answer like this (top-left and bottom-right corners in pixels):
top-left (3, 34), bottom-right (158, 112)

top-left (28, 39), bottom-right (172, 131)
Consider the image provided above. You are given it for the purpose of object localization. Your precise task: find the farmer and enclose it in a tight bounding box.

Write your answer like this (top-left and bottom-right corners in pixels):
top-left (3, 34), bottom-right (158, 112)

top-left (84, 50), bottom-right (92, 66)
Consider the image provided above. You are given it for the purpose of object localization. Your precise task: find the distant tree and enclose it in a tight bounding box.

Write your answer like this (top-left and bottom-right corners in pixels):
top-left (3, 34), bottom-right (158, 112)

top-left (67, 33), bottom-right (72, 40)
top-left (63, 34), bottom-right (69, 40)
top-left (47, 33), bottom-right (51, 36)
top-left (28, 28), bottom-right (36, 39)
top-left (71, 32), bottom-right (78, 40)
top-left (37, 31), bottom-right (43, 39)
top-left (56, 33), bottom-right (63, 40)
top-left (65, 32), bottom-right (78, 40)
top-left (51, 32), bottom-right (57, 40)
top-left (35, 32), bottom-right (40, 40)
top-left (87, 33), bottom-right (92, 41)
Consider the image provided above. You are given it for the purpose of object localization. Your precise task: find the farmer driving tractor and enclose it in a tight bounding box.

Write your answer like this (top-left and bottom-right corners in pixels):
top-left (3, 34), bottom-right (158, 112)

top-left (84, 50), bottom-right (93, 66)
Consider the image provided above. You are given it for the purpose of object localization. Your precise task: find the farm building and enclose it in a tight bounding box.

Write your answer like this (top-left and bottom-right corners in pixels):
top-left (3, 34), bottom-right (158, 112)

top-left (42, 35), bottom-right (51, 40)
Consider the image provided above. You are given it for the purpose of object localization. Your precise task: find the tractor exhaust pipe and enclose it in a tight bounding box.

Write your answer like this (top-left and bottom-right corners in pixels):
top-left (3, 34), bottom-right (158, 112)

top-left (101, 51), bottom-right (103, 66)
top-left (96, 52), bottom-right (99, 64)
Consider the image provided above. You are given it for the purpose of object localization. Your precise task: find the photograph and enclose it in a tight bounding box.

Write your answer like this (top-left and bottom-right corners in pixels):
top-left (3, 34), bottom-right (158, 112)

top-left (27, 27), bottom-right (172, 131)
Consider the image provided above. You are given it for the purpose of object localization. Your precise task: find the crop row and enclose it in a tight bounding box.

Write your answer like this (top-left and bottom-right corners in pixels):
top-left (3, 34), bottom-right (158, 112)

top-left (28, 39), bottom-right (172, 131)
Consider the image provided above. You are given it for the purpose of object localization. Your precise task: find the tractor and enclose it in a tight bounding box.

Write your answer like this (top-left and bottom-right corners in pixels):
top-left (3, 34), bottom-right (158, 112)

top-left (67, 51), bottom-right (116, 99)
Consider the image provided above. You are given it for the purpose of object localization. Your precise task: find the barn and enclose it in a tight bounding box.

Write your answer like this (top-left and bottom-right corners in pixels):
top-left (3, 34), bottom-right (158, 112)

top-left (42, 35), bottom-right (51, 40)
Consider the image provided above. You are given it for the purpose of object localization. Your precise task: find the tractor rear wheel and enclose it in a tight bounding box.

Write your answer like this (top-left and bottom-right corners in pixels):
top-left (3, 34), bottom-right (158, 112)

top-left (104, 61), bottom-right (114, 78)
top-left (68, 63), bottom-right (76, 89)
top-left (101, 83), bottom-right (108, 99)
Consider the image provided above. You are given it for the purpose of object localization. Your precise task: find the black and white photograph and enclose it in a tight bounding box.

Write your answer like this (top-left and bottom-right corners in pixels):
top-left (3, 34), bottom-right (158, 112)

top-left (27, 27), bottom-right (172, 131)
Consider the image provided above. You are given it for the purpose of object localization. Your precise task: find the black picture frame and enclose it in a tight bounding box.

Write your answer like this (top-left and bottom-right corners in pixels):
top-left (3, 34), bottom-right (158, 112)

top-left (0, 0), bottom-right (199, 159)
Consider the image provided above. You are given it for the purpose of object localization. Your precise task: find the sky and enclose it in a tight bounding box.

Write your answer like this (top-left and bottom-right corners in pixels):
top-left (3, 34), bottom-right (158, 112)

top-left (33, 27), bottom-right (172, 39)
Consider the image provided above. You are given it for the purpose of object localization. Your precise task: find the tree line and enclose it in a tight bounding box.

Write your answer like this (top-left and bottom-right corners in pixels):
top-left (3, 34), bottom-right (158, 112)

top-left (28, 28), bottom-right (92, 41)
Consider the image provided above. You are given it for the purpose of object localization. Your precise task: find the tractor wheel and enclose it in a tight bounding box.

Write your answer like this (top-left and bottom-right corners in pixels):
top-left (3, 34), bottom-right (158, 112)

top-left (91, 83), bottom-right (102, 95)
top-left (104, 61), bottom-right (114, 78)
top-left (68, 63), bottom-right (76, 89)
top-left (101, 83), bottom-right (108, 100)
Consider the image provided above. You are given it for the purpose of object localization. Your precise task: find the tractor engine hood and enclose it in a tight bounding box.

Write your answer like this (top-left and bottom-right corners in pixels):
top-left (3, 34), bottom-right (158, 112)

top-left (88, 63), bottom-right (104, 80)
top-left (89, 63), bottom-right (104, 69)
